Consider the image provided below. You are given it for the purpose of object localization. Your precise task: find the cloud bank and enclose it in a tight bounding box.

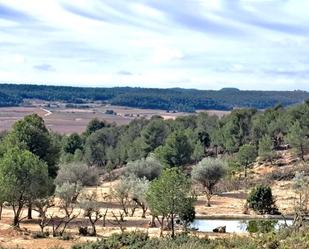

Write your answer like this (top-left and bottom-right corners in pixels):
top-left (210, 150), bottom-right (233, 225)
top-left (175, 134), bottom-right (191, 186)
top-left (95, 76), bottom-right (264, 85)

top-left (0, 0), bottom-right (308, 90)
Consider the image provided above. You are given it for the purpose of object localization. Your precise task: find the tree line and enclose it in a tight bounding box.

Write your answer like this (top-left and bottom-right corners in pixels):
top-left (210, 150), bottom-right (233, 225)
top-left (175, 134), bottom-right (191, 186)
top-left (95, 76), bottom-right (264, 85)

top-left (1, 83), bottom-right (309, 111)
top-left (60, 101), bottom-right (308, 170)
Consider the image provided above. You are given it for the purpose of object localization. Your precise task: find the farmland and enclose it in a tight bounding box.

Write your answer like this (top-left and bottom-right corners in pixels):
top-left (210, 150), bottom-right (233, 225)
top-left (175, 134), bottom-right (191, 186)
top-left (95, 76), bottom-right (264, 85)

top-left (0, 102), bottom-right (229, 134)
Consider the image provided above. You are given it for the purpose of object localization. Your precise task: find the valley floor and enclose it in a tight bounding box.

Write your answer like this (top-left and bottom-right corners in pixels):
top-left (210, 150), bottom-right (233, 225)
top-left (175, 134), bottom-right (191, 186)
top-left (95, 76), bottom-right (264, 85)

top-left (0, 170), bottom-right (300, 249)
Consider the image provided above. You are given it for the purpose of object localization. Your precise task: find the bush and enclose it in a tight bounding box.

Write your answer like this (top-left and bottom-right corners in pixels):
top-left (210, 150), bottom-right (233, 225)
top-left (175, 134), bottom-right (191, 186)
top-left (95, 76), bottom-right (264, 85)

top-left (78, 226), bottom-right (90, 236)
top-left (266, 168), bottom-right (296, 181)
top-left (31, 231), bottom-right (49, 239)
top-left (59, 233), bottom-right (74, 240)
top-left (70, 228), bottom-right (309, 249)
top-left (72, 231), bottom-right (149, 249)
top-left (247, 185), bottom-right (279, 214)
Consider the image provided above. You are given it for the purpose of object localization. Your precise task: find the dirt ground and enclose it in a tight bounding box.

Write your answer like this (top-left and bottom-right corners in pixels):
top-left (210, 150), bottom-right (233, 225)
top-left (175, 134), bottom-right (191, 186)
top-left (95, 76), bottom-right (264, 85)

top-left (0, 174), bottom-right (299, 249)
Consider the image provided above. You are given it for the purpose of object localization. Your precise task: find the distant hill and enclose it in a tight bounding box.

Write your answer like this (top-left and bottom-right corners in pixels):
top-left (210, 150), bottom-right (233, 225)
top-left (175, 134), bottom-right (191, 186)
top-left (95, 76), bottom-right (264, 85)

top-left (219, 87), bottom-right (240, 92)
top-left (0, 83), bottom-right (308, 112)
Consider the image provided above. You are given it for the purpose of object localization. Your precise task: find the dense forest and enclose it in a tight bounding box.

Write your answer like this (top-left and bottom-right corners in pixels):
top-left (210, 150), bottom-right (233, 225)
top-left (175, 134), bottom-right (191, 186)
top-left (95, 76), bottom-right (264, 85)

top-left (0, 83), bottom-right (309, 111)
top-left (54, 101), bottom-right (309, 170)
top-left (0, 91), bottom-right (22, 107)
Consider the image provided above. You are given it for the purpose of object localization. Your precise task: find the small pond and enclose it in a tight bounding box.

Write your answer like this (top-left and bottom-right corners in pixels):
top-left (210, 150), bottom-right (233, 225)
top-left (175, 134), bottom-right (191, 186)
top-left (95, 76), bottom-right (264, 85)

top-left (192, 219), bottom-right (293, 233)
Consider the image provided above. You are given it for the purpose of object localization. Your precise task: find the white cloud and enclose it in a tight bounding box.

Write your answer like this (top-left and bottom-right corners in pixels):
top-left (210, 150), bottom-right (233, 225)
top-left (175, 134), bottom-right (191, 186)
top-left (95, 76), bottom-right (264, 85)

top-left (0, 53), bottom-right (25, 64)
top-left (151, 46), bottom-right (184, 64)
top-left (0, 0), bottom-right (308, 90)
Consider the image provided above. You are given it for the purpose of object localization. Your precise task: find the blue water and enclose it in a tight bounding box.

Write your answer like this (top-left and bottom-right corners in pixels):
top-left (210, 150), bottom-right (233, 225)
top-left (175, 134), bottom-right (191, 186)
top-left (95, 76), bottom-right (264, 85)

top-left (192, 219), bottom-right (293, 233)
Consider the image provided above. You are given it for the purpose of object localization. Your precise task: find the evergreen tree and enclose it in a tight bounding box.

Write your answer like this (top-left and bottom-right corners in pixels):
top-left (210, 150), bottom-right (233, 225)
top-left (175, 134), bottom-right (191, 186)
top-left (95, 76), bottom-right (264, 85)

top-left (146, 168), bottom-right (195, 237)
top-left (155, 131), bottom-right (193, 167)
top-left (287, 121), bottom-right (309, 161)
top-left (237, 144), bottom-right (257, 177)
top-left (0, 148), bottom-right (53, 227)
top-left (258, 136), bottom-right (275, 163)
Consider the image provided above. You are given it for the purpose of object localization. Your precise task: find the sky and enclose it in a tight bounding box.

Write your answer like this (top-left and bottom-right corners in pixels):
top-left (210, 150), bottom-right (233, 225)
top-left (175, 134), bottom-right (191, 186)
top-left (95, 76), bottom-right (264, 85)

top-left (0, 0), bottom-right (309, 91)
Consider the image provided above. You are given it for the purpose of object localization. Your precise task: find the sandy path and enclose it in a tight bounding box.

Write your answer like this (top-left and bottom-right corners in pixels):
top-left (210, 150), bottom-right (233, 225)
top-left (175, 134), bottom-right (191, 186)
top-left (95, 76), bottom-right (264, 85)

top-left (40, 108), bottom-right (52, 117)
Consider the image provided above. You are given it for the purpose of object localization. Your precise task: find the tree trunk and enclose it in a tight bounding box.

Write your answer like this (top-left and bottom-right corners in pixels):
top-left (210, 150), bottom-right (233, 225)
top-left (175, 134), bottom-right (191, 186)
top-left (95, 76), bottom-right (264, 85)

top-left (13, 207), bottom-right (22, 228)
top-left (206, 195), bottom-right (211, 207)
top-left (149, 215), bottom-right (156, 227)
top-left (158, 216), bottom-right (164, 237)
top-left (0, 203), bottom-right (3, 220)
top-left (13, 204), bottom-right (23, 228)
top-left (171, 214), bottom-right (175, 238)
top-left (27, 203), bottom-right (32, 219)
top-left (13, 215), bottom-right (19, 228)
top-left (244, 165), bottom-right (247, 178)
top-left (90, 221), bottom-right (96, 236)
top-left (142, 208), bottom-right (146, 218)
top-left (102, 210), bottom-right (108, 227)
top-left (205, 188), bottom-right (212, 207)
top-left (300, 144), bottom-right (305, 161)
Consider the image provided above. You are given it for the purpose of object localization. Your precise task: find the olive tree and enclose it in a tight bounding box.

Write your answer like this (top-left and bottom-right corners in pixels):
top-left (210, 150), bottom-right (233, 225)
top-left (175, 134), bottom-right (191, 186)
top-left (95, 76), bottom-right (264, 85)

top-left (113, 175), bottom-right (149, 218)
top-left (52, 182), bottom-right (82, 236)
top-left (113, 177), bottom-right (132, 216)
top-left (55, 162), bottom-right (99, 187)
top-left (0, 148), bottom-right (52, 228)
top-left (191, 158), bottom-right (226, 207)
top-left (79, 191), bottom-right (103, 236)
top-left (125, 155), bottom-right (162, 180)
top-left (129, 176), bottom-right (149, 218)
top-left (33, 197), bottom-right (55, 234)
top-left (292, 171), bottom-right (309, 219)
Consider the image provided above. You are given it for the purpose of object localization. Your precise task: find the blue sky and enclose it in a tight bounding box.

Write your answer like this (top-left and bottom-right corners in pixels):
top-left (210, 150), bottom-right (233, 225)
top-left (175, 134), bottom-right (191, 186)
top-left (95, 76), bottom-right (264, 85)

top-left (0, 0), bottom-right (309, 91)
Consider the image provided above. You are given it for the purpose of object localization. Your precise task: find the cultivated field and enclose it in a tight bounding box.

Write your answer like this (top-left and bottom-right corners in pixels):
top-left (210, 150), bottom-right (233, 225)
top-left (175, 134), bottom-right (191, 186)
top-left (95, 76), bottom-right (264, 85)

top-left (0, 102), bottom-right (229, 134)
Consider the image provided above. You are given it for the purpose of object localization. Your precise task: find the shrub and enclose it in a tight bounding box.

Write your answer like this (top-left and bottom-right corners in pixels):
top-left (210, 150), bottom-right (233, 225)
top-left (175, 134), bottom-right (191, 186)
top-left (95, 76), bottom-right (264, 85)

top-left (72, 231), bottom-right (149, 249)
top-left (247, 185), bottom-right (279, 214)
top-left (59, 233), bottom-right (74, 240)
top-left (266, 168), bottom-right (296, 181)
top-left (70, 228), bottom-right (309, 249)
top-left (31, 231), bottom-right (49, 239)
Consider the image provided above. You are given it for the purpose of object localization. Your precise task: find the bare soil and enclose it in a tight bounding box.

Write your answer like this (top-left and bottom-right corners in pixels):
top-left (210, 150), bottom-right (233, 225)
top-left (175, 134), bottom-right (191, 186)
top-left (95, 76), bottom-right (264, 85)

top-left (0, 171), bottom-right (300, 249)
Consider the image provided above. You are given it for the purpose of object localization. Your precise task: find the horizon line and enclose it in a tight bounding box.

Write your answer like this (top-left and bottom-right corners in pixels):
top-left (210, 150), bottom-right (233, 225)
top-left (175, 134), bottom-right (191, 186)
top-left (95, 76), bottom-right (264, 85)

top-left (0, 82), bottom-right (308, 93)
